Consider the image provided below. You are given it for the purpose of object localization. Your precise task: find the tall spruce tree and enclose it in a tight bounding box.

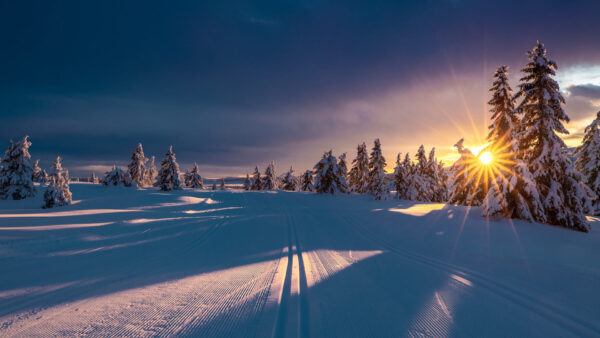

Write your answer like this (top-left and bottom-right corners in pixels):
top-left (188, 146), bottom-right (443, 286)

top-left (155, 146), bottom-right (182, 191)
top-left (348, 142), bottom-right (369, 193)
top-left (251, 167), bottom-right (262, 190)
top-left (281, 166), bottom-right (297, 191)
top-left (300, 170), bottom-right (314, 192)
top-left (42, 156), bottom-right (72, 208)
top-left (336, 153), bottom-right (348, 193)
top-left (0, 136), bottom-right (36, 200)
top-left (515, 41), bottom-right (591, 231)
top-left (367, 138), bottom-right (387, 200)
top-left (185, 163), bottom-right (204, 188)
top-left (128, 143), bottom-right (147, 186)
top-left (448, 139), bottom-right (483, 206)
top-left (574, 111), bottom-right (600, 215)
top-left (314, 150), bottom-right (344, 194)
top-left (483, 65), bottom-right (543, 221)
top-left (263, 161), bottom-right (276, 190)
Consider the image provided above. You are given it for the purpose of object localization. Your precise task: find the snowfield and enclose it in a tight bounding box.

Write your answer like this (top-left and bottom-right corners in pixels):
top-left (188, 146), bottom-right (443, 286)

top-left (0, 184), bottom-right (599, 337)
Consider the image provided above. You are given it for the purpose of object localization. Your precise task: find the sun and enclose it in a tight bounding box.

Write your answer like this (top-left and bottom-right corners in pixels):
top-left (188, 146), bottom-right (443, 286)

top-left (479, 151), bottom-right (493, 165)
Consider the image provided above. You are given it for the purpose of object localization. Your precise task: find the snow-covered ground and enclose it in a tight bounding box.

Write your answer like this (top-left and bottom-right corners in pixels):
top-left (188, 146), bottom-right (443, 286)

top-left (0, 184), bottom-right (598, 337)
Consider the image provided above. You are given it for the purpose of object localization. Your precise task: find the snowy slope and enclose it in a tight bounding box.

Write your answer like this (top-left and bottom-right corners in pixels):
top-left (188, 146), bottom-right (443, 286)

top-left (0, 184), bottom-right (598, 337)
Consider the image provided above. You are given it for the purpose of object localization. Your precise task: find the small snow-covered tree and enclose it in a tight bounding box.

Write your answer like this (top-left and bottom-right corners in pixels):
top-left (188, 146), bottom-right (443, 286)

top-left (300, 170), bottom-right (314, 192)
top-left (263, 161), bottom-right (276, 190)
top-left (366, 138), bottom-right (387, 200)
top-left (515, 41), bottom-right (591, 231)
top-left (348, 142), bottom-right (369, 193)
top-left (32, 159), bottom-right (44, 183)
top-left (281, 166), bottom-right (297, 191)
top-left (220, 178), bottom-right (226, 190)
top-left (128, 143), bottom-right (147, 186)
top-left (42, 156), bottom-right (72, 208)
top-left (251, 166), bottom-right (262, 190)
top-left (155, 146), bottom-right (182, 191)
top-left (90, 172), bottom-right (98, 184)
top-left (0, 136), bottom-right (36, 200)
top-left (314, 150), bottom-right (344, 194)
top-left (143, 156), bottom-right (157, 186)
top-left (243, 173), bottom-right (251, 190)
top-left (448, 139), bottom-right (483, 206)
top-left (336, 153), bottom-right (348, 193)
top-left (574, 111), bottom-right (600, 215)
top-left (185, 163), bottom-right (204, 188)
top-left (103, 165), bottom-right (132, 186)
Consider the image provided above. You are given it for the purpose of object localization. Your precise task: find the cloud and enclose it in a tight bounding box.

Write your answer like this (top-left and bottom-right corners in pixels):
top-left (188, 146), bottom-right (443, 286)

top-left (567, 84), bottom-right (600, 99)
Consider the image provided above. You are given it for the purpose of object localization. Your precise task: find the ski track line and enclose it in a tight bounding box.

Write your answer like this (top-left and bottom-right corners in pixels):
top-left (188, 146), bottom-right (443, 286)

top-left (343, 213), bottom-right (600, 337)
top-left (0, 208), bottom-right (231, 336)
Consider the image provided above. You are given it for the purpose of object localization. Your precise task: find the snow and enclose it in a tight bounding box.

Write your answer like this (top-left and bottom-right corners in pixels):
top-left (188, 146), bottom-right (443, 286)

top-left (1, 183), bottom-right (599, 336)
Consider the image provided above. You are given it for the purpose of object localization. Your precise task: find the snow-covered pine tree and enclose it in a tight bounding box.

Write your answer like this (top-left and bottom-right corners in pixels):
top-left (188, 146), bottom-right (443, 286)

top-left (397, 153), bottom-right (413, 199)
top-left (42, 156), bottom-right (72, 208)
top-left (155, 146), bottom-right (182, 191)
top-left (314, 150), bottom-right (345, 194)
top-left (300, 170), bottom-right (314, 192)
top-left (32, 159), bottom-right (44, 183)
top-left (40, 169), bottom-right (49, 184)
top-left (435, 160), bottom-right (449, 202)
top-left (482, 65), bottom-right (543, 221)
top-left (128, 143), bottom-right (147, 186)
top-left (0, 136), bottom-right (36, 200)
top-left (393, 153), bottom-right (408, 199)
top-left (515, 41), bottom-right (591, 231)
top-left (336, 153), bottom-right (348, 193)
top-left (348, 142), bottom-right (369, 193)
top-left (427, 148), bottom-right (447, 202)
top-left (102, 165), bottom-right (132, 186)
top-left (143, 155), bottom-right (157, 186)
top-left (281, 166), bottom-right (297, 191)
top-left (220, 178), bottom-right (226, 190)
top-left (263, 161), bottom-right (276, 190)
top-left (251, 166), bottom-right (262, 190)
top-left (448, 138), bottom-right (483, 206)
top-left (412, 145), bottom-right (434, 202)
top-left (90, 172), bottom-right (98, 184)
top-left (243, 173), bottom-right (251, 190)
top-left (366, 138), bottom-right (387, 200)
top-left (574, 111), bottom-right (600, 215)
top-left (185, 163), bottom-right (204, 188)
top-left (212, 183), bottom-right (217, 190)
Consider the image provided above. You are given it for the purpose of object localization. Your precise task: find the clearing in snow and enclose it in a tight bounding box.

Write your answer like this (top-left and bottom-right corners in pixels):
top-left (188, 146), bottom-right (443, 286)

top-left (0, 184), bottom-right (599, 337)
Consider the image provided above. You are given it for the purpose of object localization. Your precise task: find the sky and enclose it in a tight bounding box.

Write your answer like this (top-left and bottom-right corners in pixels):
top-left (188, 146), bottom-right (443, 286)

top-left (1, 1), bottom-right (600, 177)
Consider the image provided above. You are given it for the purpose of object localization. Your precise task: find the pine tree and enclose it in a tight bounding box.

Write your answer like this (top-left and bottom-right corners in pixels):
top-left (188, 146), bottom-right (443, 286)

top-left (348, 142), bottom-right (369, 193)
top-left (366, 138), bottom-right (387, 200)
top-left (314, 150), bottom-right (344, 194)
top-left (32, 159), bottom-right (44, 183)
top-left (220, 178), bottom-right (226, 190)
top-left (515, 41), bottom-right (591, 231)
top-left (336, 153), bottom-right (348, 193)
top-left (427, 148), bottom-right (447, 202)
top-left (412, 145), bottom-right (433, 202)
top-left (243, 173), bottom-right (251, 190)
top-left (281, 166), bottom-right (297, 191)
top-left (144, 156), bottom-right (156, 187)
top-left (128, 143), bottom-right (147, 187)
top-left (251, 166), bottom-right (262, 190)
top-left (300, 170), bottom-right (314, 192)
top-left (395, 153), bottom-right (412, 199)
top-left (448, 138), bottom-right (483, 206)
top-left (483, 65), bottom-right (543, 221)
top-left (263, 161), bottom-right (276, 190)
top-left (42, 156), bottom-right (72, 208)
top-left (185, 163), bottom-right (204, 188)
top-left (0, 136), bottom-right (36, 200)
top-left (155, 146), bottom-right (182, 191)
top-left (103, 165), bottom-right (132, 186)
top-left (574, 111), bottom-right (600, 214)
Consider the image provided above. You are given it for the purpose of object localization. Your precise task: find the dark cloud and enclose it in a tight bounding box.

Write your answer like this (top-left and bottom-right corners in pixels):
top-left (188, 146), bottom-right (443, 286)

top-left (568, 84), bottom-right (600, 99)
top-left (1, 0), bottom-right (600, 175)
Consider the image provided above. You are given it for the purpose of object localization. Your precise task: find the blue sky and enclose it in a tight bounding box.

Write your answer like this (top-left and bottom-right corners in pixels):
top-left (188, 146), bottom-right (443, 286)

top-left (1, 1), bottom-right (599, 177)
